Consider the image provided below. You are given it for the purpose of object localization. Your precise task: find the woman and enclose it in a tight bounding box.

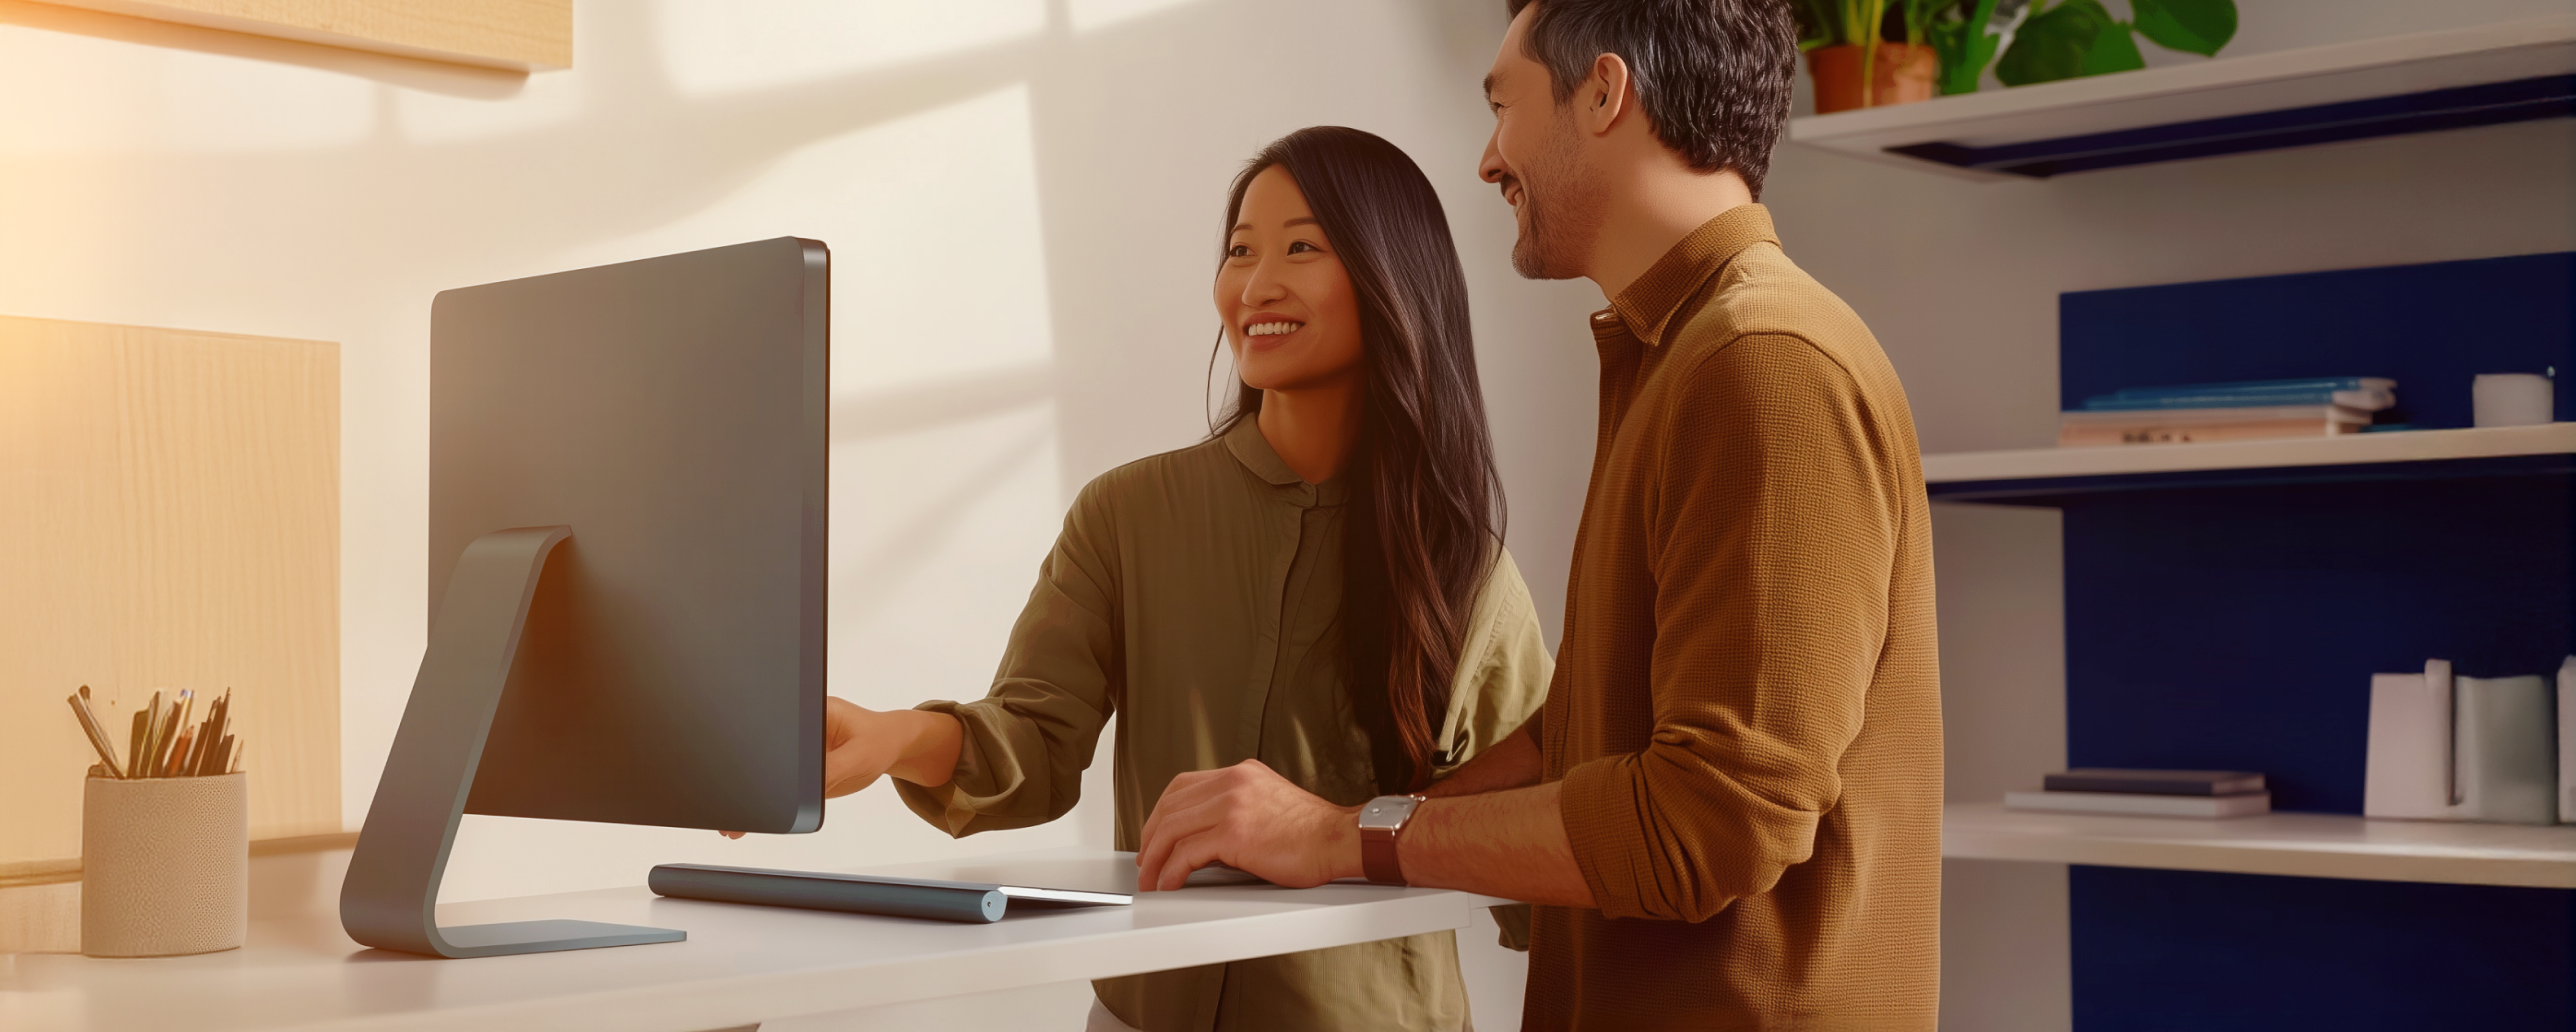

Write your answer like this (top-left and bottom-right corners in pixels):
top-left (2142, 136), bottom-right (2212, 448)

top-left (817, 126), bottom-right (1550, 1032)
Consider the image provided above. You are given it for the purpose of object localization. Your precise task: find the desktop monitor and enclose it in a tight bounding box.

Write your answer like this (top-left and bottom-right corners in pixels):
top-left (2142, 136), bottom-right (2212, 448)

top-left (343, 237), bottom-right (830, 957)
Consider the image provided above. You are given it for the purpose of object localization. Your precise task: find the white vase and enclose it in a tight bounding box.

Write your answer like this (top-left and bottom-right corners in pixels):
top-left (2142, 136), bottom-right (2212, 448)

top-left (2471, 372), bottom-right (2554, 427)
top-left (2364, 660), bottom-right (2451, 819)
top-left (2449, 674), bottom-right (2557, 824)
top-left (2365, 660), bottom-right (2560, 825)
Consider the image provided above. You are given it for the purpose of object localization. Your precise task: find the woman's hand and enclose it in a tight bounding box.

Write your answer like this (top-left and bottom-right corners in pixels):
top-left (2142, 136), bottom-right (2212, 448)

top-left (720, 698), bottom-right (962, 839)
top-left (821, 697), bottom-right (911, 799)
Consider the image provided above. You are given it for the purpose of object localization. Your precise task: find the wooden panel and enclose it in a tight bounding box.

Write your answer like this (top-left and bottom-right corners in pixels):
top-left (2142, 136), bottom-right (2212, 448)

top-left (32, 0), bottom-right (571, 70)
top-left (0, 315), bottom-right (339, 876)
top-left (0, 881), bottom-right (81, 954)
top-left (0, 834), bottom-right (355, 953)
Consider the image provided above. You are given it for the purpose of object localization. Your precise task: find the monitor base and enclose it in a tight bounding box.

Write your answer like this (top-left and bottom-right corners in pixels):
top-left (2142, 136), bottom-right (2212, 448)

top-left (340, 527), bottom-right (688, 958)
top-left (431, 919), bottom-right (687, 958)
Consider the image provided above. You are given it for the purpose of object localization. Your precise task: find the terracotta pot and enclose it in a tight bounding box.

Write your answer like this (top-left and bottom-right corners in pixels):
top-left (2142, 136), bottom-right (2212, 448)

top-left (1807, 43), bottom-right (1937, 114)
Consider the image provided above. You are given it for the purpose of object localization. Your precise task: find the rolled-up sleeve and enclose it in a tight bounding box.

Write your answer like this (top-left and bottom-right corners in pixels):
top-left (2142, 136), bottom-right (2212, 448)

top-left (1557, 332), bottom-right (1901, 923)
top-left (896, 481), bottom-right (1123, 837)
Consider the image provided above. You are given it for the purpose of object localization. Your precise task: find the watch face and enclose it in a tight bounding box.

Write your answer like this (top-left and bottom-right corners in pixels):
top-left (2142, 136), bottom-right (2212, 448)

top-left (1357, 796), bottom-right (1418, 831)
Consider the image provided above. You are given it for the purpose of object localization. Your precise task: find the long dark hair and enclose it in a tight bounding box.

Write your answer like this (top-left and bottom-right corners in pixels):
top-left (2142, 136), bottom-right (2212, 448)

top-left (1210, 126), bottom-right (1505, 794)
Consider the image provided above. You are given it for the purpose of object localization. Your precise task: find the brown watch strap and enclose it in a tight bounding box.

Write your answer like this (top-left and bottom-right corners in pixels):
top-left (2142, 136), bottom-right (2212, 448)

top-left (1362, 825), bottom-right (1405, 886)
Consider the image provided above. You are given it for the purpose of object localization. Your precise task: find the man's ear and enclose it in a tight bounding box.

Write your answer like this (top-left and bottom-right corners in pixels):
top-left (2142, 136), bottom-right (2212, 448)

top-left (1579, 52), bottom-right (1632, 136)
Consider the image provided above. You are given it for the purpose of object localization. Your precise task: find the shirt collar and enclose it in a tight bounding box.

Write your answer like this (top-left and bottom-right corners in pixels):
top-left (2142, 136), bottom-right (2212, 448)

top-left (1598, 203), bottom-right (1779, 347)
top-left (1222, 415), bottom-right (1348, 506)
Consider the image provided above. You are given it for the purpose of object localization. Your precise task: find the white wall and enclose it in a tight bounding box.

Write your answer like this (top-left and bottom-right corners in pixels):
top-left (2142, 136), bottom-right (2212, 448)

top-left (1762, 3), bottom-right (2576, 1029)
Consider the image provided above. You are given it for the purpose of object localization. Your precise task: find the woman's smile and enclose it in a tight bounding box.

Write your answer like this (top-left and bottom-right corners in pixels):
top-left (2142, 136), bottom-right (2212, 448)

top-left (1243, 318), bottom-right (1306, 350)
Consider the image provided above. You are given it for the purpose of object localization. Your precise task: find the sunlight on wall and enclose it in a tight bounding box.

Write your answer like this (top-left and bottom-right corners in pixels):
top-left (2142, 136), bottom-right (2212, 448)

top-left (1067, 0), bottom-right (1210, 33)
top-left (440, 85), bottom-right (1072, 900)
top-left (814, 84), bottom-right (1064, 705)
top-left (536, 82), bottom-right (1058, 392)
top-left (396, 69), bottom-right (581, 144)
top-left (655, 0), bottom-right (1046, 98)
top-left (0, 24), bottom-right (371, 153)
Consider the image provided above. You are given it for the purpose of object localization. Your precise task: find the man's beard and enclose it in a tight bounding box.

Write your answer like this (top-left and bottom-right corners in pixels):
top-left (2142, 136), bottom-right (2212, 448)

top-left (1508, 116), bottom-right (1603, 281)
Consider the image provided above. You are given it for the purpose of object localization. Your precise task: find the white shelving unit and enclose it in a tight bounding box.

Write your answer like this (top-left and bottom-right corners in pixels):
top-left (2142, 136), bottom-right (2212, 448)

top-left (1922, 422), bottom-right (2576, 485)
top-left (1930, 424), bottom-right (2576, 893)
top-left (1789, 16), bottom-right (2576, 178)
top-left (1945, 802), bottom-right (2576, 889)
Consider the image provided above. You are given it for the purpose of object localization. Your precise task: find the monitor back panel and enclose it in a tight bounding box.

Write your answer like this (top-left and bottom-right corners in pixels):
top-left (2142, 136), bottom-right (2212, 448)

top-left (431, 237), bottom-right (827, 834)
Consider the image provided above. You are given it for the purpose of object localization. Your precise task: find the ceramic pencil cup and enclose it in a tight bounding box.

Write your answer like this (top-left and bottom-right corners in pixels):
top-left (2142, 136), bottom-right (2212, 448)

top-left (81, 771), bottom-right (247, 957)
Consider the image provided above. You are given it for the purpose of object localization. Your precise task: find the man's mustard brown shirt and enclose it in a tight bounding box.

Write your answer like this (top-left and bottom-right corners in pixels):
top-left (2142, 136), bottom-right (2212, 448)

top-left (1525, 205), bottom-right (1942, 1030)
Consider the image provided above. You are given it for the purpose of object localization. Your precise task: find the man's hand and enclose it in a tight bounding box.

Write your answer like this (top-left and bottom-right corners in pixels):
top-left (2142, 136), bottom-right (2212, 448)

top-left (1134, 759), bottom-right (1362, 892)
top-left (721, 697), bottom-right (961, 839)
top-left (1138, 747), bottom-right (1597, 906)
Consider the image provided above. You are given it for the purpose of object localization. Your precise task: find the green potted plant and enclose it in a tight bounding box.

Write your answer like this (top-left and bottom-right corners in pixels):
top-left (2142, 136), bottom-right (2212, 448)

top-left (1797, 0), bottom-right (1942, 113)
top-left (1928, 0), bottom-right (2007, 95)
top-left (1932, 0), bottom-right (2237, 94)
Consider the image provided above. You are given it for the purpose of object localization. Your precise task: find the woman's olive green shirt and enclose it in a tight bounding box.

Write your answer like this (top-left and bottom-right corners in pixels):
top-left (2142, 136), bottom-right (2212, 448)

top-left (895, 419), bottom-right (1552, 1032)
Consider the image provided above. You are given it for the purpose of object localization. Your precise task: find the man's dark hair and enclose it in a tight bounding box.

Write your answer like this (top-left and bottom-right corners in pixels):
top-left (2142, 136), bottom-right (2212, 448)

top-left (1504, 0), bottom-right (1798, 198)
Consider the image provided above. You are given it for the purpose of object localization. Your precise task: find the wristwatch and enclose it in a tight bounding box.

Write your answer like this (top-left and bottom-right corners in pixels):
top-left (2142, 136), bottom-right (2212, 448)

top-left (1356, 794), bottom-right (1428, 886)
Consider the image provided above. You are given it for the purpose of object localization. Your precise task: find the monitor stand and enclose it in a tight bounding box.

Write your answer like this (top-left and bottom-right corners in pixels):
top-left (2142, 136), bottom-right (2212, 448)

top-left (340, 526), bottom-right (686, 958)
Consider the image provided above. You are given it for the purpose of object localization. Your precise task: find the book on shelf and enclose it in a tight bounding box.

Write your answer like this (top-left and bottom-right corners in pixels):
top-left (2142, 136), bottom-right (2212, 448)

top-left (2005, 789), bottom-right (2273, 818)
top-left (2078, 387), bottom-right (2394, 412)
top-left (2058, 403), bottom-right (2371, 447)
top-left (2096, 376), bottom-right (2395, 401)
top-left (2043, 768), bottom-right (2266, 796)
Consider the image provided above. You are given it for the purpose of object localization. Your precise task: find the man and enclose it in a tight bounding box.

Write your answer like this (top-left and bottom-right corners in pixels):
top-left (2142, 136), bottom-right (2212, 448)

top-left (1134, 0), bottom-right (1940, 1028)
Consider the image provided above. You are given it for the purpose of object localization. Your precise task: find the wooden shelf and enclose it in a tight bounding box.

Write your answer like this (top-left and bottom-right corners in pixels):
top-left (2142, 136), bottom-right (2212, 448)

top-left (1789, 16), bottom-right (2575, 178)
top-left (1944, 802), bottom-right (2576, 889)
top-left (39, 0), bottom-right (572, 71)
top-left (1923, 423), bottom-right (2576, 500)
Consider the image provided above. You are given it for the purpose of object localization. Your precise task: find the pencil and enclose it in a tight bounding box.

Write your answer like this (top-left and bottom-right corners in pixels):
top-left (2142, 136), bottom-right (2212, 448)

top-left (201, 692), bottom-right (231, 777)
top-left (67, 690), bottom-right (123, 778)
top-left (139, 692), bottom-right (164, 780)
top-left (91, 689), bottom-right (125, 778)
top-left (168, 691), bottom-right (195, 777)
top-left (163, 728), bottom-right (195, 779)
top-left (183, 720), bottom-right (206, 778)
top-left (129, 710), bottom-right (148, 782)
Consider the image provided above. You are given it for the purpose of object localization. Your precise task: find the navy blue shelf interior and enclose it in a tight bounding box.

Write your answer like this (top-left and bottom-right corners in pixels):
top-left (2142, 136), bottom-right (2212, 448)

top-left (1970, 253), bottom-right (2576, 1029)
top-left (2061, 473), bottom-right (2571, 814)
top-left (1890, 74), bottom-right (2576, 177)
top-left (2072, 868), bottom-right (2574, 1031)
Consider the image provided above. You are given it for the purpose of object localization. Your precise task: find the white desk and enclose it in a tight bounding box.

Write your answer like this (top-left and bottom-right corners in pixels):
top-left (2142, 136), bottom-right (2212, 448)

top-left (0, 848), bottom-right (1512, 1032)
